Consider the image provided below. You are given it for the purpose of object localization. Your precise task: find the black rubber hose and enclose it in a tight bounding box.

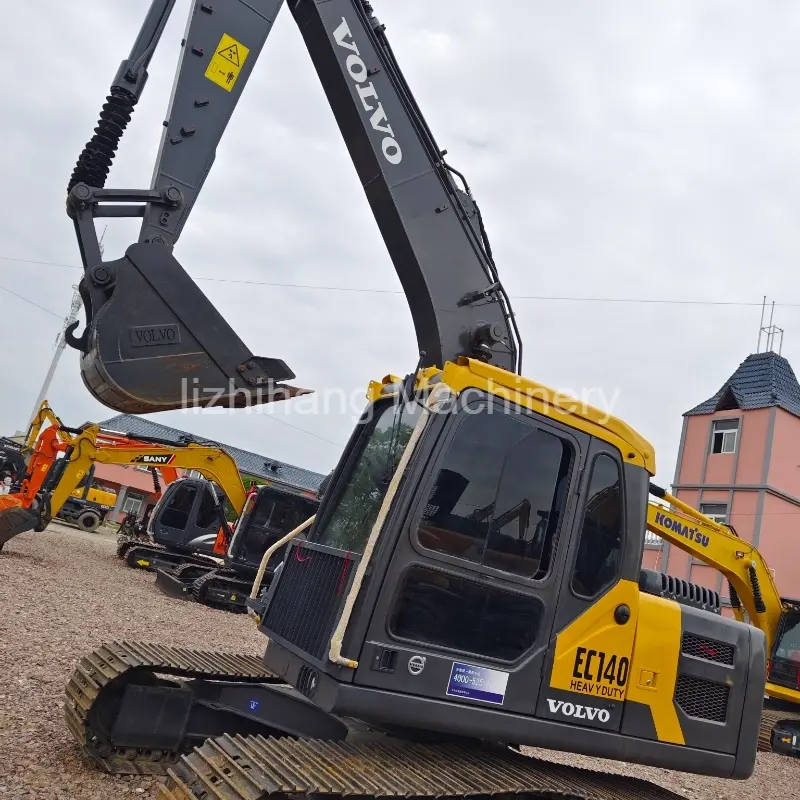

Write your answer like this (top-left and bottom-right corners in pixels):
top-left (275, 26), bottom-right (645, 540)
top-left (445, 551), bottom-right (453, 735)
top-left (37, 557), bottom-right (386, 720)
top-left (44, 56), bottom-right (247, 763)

top-left (67, 88), bottom-right (136, 193)
top-left (728, 581), bottom-right (742, 610)
top-left (149, 467), bottom-right (161, 494)
top-left (748, 566), bottom-right (767, 613)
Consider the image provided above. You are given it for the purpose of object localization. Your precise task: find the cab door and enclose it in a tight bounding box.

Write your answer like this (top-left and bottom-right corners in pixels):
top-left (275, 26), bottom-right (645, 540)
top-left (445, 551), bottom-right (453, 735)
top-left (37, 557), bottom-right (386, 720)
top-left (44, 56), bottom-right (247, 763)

top-left (534, 441), bottom-right (639, 732)
top-left (150, 478), bottom-right (218, 551)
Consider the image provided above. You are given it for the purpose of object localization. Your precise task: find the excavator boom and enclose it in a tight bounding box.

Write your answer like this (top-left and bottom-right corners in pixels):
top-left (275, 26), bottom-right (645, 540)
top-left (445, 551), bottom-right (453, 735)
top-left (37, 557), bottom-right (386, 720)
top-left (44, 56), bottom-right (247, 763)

top-left (66, 0), bottom-right (520, 413)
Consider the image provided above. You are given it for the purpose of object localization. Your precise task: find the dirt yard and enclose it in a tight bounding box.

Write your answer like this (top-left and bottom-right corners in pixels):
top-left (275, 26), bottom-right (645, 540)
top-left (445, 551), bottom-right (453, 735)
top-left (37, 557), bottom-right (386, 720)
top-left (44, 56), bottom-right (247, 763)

top-left (0, 523), bottom-right (797, 799)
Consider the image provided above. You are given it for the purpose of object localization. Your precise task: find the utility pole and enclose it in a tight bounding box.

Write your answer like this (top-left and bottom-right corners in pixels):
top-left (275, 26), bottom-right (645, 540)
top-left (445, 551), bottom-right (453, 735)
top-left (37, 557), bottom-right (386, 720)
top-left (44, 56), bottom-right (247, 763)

top-left (24, 228), bottom-right (105, 433)
top-left (25, 285), bottom-right (82, 430)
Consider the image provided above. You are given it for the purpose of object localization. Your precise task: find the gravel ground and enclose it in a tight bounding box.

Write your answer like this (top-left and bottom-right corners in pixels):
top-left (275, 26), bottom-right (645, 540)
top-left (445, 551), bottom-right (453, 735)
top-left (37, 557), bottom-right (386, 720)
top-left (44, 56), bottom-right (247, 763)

top-left (0, 523), bottom-right (798, 799)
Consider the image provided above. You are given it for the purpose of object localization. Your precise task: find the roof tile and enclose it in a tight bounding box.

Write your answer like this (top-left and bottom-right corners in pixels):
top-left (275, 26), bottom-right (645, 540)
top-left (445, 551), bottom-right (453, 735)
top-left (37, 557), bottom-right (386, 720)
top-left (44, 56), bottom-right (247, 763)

top-left (685, 351), bottom-right (800, 418)
top-left (98, 414), bottom-right (326, 493)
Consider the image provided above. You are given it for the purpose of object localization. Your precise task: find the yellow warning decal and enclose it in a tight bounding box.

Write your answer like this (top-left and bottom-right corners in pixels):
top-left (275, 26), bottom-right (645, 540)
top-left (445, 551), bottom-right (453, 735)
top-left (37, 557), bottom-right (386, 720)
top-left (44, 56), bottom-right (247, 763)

top-left (205, 33), bottom-right (249, 91)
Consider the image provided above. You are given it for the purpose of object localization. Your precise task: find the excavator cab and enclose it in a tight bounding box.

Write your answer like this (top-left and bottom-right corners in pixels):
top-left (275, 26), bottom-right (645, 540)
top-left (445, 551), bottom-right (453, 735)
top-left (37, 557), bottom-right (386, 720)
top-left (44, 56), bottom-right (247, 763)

top-left (768, 602), bottom-right (800, 690)
top-left (252, 371), bottom-right (766, 778)
top-left (148, 477), bottom-right (228, 555)
top-left (227, 484), bottom-right (318, 581)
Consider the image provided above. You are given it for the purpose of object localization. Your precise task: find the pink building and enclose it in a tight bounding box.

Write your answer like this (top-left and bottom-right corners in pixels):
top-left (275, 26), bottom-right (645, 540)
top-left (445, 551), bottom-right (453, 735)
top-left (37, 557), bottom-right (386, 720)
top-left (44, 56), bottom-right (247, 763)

top-left (642, 350), bottom-right (800, 611)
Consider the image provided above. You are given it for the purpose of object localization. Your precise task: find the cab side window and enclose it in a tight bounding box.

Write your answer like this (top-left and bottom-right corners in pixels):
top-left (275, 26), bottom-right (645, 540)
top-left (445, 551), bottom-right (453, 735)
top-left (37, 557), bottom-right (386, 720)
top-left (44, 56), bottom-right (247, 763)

top-left (571, 454), bottom-right (623, 598)
top-left (195, 486), bottom-right (221, 530)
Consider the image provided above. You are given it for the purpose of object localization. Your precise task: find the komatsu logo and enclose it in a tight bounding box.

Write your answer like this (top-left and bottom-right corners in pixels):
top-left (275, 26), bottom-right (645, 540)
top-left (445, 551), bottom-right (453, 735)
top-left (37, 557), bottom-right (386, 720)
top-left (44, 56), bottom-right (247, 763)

top-left (132, 454), bottom-right (176, 466)
top-left (333, 17), bottom-right (402, 165)
top-left (546, 699), bottom-right (611, 723)
top-left (654, 511), bottom-right (710, 548)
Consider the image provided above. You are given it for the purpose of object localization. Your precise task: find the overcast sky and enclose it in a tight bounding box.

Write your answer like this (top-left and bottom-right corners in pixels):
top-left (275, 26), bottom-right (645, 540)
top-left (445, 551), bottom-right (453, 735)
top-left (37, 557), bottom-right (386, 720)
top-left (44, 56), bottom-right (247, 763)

top-left (2, 1), bottom-right (800, 483)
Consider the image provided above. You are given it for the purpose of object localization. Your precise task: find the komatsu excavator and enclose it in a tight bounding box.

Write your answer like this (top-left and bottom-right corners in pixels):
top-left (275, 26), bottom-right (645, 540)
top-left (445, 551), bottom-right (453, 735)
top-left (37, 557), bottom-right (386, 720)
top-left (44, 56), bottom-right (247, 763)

top-left (643, 487), bottom-right (800, 758)
top-left (61, 2), bottom-right (768, 798)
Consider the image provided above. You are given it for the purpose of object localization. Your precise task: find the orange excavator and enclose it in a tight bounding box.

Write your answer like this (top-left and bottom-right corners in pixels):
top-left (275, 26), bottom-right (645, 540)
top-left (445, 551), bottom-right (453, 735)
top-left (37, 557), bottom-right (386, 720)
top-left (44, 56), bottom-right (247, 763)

top-left (0, 412), bottom-right (179, 548)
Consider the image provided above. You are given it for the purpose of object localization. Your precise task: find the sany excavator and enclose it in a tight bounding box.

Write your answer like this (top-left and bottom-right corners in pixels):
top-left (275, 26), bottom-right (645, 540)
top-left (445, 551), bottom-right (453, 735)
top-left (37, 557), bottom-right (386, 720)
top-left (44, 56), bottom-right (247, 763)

top-left (644, 486), bottom-right (800, 758)
top-left (62, 2), bottom-right (766, 798)
top-left (0, 420), bottom-right (245, 561)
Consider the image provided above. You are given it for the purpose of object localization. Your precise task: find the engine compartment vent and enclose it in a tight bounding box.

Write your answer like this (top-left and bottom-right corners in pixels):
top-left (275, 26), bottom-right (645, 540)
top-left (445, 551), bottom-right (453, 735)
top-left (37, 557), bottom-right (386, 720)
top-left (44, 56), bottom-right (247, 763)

top-left (675, 675), bottom-right (729, 722)
top-left (639, 569), bottom-right (721, 614)
top-left (681, 632), bottom-right (734, 666)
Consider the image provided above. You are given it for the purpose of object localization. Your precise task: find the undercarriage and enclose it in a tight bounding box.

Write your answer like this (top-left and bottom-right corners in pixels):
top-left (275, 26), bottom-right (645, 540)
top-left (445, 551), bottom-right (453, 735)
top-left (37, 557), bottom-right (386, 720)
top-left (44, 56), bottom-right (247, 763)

top-left (64, 640), bottom-right (767, 800)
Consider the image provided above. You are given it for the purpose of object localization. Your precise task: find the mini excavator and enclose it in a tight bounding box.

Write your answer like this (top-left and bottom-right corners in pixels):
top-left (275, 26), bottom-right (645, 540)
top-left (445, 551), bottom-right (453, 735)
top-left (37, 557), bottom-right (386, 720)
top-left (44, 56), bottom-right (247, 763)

top-left (0, 422), bottom-right (243, 556)
top-left (154, 478), bottom-right (319, 612)
top-left (62, 2), bottom-right (769, 799)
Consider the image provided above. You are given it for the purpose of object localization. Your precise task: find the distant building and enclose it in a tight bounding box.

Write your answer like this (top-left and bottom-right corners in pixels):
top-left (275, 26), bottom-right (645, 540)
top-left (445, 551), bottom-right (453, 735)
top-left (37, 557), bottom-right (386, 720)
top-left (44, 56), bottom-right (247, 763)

top-left (94, 414), bottom-right (325, 524)
top-left (642, 350), bottom-right (800, 607)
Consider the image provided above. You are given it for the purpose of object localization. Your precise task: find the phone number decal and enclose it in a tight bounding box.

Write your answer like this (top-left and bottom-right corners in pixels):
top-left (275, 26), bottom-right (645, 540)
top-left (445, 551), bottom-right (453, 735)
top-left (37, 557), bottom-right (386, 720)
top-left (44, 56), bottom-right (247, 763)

top-left (446, 662), bottom-right (509, 705)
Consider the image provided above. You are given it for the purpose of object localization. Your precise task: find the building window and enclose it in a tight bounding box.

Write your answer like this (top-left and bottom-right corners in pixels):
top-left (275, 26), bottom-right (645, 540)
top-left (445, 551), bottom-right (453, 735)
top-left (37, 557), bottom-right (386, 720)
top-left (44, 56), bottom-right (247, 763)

top-left (644, 531), bottom-right (663, 547)
top-left (122, 494), bottom-right (143, 515)
top-left (700, 503), bottom-right (727, 524)
top-left (711, 419), bottom-right (738, 454)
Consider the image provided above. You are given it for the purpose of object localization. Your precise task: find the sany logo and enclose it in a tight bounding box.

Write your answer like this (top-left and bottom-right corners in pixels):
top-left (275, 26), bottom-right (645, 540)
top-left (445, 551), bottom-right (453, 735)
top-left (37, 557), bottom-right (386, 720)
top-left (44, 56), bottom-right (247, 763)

top-left (546, 698), bottom-right (611, 723)
top-left (333, 17), bottom-right (402, 165)
top-left (131, 454), bottom-right (176, 466)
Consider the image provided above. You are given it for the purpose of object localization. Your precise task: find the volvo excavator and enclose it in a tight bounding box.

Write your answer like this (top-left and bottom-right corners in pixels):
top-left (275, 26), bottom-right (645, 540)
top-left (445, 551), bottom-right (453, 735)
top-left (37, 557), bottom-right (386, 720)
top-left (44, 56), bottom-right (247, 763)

top-left (61, 2), bottom-right (769, 799)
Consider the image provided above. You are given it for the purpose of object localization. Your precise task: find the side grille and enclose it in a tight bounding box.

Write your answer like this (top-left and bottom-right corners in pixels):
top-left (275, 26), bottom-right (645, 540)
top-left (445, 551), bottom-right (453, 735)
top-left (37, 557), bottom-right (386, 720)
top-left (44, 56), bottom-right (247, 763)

top-left (675, 675), bottom-right (729, 722)
top-left (639, 569), bottom-right (721, 614)
top-left (262, 544), bottom-right (358, 661)
top-left (681, 632), bottom-right (734, 666)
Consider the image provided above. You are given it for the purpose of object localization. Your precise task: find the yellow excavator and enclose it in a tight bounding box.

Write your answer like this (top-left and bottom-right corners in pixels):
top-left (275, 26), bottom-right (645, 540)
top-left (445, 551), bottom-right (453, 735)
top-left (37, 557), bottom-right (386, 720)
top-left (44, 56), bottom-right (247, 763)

top-left (0, 423), bottom-right (246, 558)
top-left (59, 1), bottom-right (771, 798)
top-left (645, 485), bottom-right (800, 757)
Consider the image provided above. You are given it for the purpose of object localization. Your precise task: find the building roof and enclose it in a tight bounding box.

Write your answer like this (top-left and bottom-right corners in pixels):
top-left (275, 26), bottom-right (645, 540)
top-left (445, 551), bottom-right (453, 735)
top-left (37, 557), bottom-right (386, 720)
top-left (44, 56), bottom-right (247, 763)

top-left (99, 414), bottom-right (326, 493)
top-left (685, 351), bottom-right (800, 418)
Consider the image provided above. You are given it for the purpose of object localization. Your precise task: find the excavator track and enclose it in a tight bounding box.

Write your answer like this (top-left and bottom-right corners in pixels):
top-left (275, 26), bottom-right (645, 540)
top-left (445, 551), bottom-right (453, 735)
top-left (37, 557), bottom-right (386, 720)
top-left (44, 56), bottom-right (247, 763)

top-left (116, 534), bottom-right (157, 560)
top-left (64, 641), bottom-right (277, 775)
top-left (157, 734), bottom-right (685, 800)
top-left (758, 707), bottom-right (800, 753)
top-left (192, 568), bottom-right (253, 613)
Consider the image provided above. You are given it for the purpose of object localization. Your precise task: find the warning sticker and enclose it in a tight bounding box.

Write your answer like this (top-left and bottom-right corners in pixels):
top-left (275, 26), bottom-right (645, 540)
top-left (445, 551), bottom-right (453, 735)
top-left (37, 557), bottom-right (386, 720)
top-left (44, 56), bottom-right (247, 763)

top-left (204, 33), bottom-right (249, 92)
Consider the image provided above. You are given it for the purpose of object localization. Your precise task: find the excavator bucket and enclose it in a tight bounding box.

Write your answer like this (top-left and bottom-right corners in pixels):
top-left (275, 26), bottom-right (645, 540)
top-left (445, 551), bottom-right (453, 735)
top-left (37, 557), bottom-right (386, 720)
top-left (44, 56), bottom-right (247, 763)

top-left (0, 497), bottom-right (38, 551)
top-left (72, 243), bottom-right (313, 414)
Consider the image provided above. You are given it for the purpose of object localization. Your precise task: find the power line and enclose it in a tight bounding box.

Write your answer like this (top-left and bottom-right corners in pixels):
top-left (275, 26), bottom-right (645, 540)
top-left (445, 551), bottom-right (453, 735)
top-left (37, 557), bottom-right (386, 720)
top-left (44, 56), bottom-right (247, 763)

top-left (0, 253), bottom-right (794, 308)
top-left (0, 282), bottom-right (62, 318)
top-left (260, 412), bottom-right (344, 448)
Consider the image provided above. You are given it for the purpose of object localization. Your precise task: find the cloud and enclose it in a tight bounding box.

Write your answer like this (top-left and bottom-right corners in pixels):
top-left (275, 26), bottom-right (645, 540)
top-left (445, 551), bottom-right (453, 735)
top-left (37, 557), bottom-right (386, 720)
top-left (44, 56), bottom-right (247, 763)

top-left (2, 0), bottom-right (799, 492)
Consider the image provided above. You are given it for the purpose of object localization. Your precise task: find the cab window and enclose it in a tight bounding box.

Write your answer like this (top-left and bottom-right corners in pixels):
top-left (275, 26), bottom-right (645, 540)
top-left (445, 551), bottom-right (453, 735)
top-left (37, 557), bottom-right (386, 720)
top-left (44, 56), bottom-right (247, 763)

top-left (416, 403), bottom-right (573, 580)
top-left (571, 453), bottom-right (623, 598)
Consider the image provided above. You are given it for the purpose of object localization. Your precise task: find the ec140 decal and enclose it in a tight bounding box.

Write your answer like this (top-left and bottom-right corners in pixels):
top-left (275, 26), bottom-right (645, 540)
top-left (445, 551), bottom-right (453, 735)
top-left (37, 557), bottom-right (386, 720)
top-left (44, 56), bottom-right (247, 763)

top-left (569, 647), bottom-right (630, 700)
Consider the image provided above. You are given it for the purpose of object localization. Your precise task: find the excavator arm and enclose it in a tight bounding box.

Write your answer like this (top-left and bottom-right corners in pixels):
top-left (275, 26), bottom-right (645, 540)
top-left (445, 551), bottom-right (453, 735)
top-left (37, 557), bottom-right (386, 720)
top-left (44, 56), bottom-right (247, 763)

top-left (0, 425), bottom-right (246, 550)
top-left (647, 483), bottom-right (784, 656)
top-left (23, 401), bottom-right (71, 457)
top-left (66, 0), bottom-right (520, 414)
top-left (45, 429), bottom-right (248, 521)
